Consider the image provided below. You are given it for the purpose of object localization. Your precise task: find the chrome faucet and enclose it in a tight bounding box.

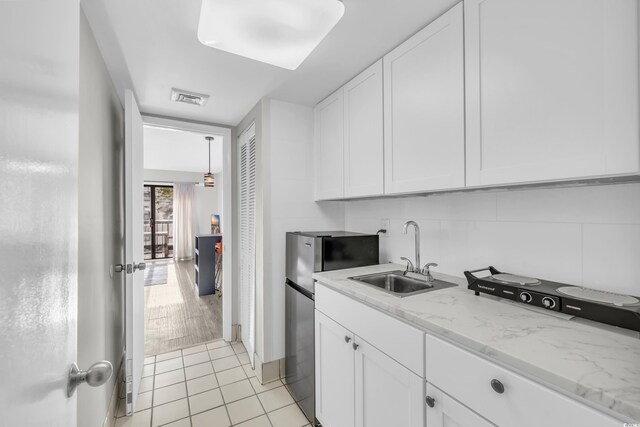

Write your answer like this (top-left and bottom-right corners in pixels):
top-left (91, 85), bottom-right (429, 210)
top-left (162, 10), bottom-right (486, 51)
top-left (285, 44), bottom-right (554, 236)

top-left (402, 220), bottom-right (421, 273)
top-left (402, 220), bottom-right (438, 281)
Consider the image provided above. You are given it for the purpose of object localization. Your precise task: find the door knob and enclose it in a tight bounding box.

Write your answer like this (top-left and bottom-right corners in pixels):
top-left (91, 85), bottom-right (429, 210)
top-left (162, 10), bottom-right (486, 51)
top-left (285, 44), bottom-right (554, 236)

top-left (67, 360), bottom-right (113, 397)
top-left (133, 262), bottom-right (146, 272)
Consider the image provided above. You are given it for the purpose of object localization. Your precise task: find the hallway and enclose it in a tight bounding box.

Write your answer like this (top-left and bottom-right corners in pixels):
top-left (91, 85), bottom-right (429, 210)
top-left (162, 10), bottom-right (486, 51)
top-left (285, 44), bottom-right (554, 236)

top-left (145, 260), bottom-right (222, 356)
top-left (116, 340), bottom-right (310, 427)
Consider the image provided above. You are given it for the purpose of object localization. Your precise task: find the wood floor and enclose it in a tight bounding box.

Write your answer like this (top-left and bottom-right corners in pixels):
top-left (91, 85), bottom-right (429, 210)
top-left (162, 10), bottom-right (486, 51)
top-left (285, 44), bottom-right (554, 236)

top-left (144, 260), bottom-right (222, 356)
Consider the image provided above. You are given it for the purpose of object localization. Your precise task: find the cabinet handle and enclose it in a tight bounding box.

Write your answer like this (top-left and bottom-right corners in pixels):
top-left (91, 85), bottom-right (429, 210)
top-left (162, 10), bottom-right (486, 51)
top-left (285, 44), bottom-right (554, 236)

top-left (491, 379), bottom-right (505, 394)
top-left (344, 336), bottom-right (351, 343)
top-left (352, 342), bottom-right (359, 350)
top-left (425, 396), bottom-right (435, 408)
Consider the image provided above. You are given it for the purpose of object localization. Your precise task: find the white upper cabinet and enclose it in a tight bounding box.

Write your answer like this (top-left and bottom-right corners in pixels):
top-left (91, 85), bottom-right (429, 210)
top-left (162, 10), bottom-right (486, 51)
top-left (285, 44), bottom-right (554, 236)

top-left (344, 60), bottom-right (384, 198)
top-left (465, 0), bottom-right (640, 187)
top-left (314, 89), bottom-right (344, 200)
top-left (383, 2), bottom-right (465, 195)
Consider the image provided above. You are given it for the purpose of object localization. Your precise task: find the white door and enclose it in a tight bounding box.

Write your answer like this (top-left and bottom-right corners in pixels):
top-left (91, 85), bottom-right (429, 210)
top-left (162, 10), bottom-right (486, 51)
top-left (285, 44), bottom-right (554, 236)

top-left (344, 59), bottom-right (384, 198)
top-left (383, 2), bottom-right (465, 195)
top-left (238, 123), bottom-right (257, 365)
top-left (464, 0), bottom-right (639, 186)
top-left (354, 338), bottom-right (424, 427)
top-left (124, 89), bottom-right (145, 414)
top-left (315, 311), bottom-right (355, 427)
top-left (0, 1), bottom-right (80, 425)
top-left (314, 89), bottom-right (345, 200)
top-left (425, 383), bottom-right (495, 427)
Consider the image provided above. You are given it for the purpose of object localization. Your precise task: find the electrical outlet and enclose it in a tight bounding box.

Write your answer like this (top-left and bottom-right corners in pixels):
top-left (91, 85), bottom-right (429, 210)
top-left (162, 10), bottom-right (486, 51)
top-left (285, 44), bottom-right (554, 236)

top-left (380, 219), bottom-right (390, 237)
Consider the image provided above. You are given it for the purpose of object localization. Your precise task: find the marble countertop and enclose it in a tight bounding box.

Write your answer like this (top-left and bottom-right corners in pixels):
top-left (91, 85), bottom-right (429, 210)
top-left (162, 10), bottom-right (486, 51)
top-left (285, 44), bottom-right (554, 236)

top-left (313, 263), bottom-right (640, 422)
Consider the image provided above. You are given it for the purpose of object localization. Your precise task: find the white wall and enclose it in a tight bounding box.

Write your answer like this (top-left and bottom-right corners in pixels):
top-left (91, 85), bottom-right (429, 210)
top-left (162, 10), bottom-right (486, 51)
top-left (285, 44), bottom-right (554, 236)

top-left (78, 10), bottom-right (125, 427)
top-left (344, 182), bottom-right (640, 296)
top-left (263, 100), bottom-right (344, 362)
top-left (194, 183), bottom-right (220, 235)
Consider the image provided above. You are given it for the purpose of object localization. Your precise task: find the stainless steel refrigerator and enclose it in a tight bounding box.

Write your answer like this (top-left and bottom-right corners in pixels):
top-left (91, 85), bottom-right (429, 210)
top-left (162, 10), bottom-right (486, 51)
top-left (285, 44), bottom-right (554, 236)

top-left (284, 231), bottom-right (379, 425)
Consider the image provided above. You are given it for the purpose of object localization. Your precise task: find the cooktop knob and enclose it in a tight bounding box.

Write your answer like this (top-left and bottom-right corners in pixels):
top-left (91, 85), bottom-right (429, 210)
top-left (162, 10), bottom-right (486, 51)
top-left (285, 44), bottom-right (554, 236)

top-left (542, 297), bottom-right (556, 309)
top-left (519, 292), bottom-right (532, 303)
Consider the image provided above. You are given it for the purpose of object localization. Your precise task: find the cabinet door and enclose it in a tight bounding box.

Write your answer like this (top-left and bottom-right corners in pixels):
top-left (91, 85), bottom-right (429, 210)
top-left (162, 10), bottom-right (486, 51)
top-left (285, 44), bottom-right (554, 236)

top-left (314, 89), bottom-right (344, 200)
top-left (426, 383), bottom-right (495, 427)
top-left (344, 59), bottom-right (384, 198)
top-left (465, 0), bottom-right (639, 186)
top-left (383, 3), bottom-right (465, 195)
top-left (354, 338), bottom-right (424, 427)
top-left (315, 310), bottom-right (355, 427)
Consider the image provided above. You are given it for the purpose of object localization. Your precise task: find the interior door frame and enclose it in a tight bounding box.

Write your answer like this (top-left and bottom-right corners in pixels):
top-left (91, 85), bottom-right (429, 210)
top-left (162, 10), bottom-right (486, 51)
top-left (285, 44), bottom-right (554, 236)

top-left (141, 115), bottom-right (234, 342)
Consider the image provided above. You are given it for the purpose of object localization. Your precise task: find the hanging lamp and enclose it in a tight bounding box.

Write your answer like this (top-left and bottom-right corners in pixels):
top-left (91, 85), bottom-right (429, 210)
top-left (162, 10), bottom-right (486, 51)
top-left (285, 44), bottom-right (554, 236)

top-left (204, 136), bottom-right (215, 187)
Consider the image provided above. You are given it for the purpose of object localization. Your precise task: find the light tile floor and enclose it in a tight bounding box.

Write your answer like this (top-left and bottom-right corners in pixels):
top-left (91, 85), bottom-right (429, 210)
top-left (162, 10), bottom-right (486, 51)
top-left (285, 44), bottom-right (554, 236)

top-left (115, 340), bottom-right (311, 427)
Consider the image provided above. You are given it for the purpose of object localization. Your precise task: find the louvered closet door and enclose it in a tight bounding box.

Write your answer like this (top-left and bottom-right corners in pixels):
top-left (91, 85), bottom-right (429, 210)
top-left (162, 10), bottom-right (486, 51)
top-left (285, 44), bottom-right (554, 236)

top-left (239, 123), bottom-right (257, 366)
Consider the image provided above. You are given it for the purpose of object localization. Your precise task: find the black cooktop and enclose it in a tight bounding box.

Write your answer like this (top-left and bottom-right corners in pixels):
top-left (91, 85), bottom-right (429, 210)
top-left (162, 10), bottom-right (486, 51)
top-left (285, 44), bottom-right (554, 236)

top-left (464, 266), bottom-right (640, 332)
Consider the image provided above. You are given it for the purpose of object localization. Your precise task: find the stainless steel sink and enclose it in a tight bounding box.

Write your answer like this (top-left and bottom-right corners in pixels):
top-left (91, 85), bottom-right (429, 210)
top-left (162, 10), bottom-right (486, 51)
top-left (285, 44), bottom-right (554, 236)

top-left (349, 270), bottom-right (456, 297)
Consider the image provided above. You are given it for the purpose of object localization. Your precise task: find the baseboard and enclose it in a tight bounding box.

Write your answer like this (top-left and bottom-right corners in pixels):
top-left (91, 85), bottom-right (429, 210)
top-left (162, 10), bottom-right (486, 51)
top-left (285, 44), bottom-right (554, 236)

top-left (102, 352), bottom-right (125, 427)
top-left (254, 352), bottom-right (283, 385)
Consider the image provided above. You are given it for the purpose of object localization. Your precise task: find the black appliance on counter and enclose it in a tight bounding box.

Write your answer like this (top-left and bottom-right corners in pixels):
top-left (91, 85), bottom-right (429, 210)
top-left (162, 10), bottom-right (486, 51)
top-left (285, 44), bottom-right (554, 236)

top-left (284, 231), bottom-right (379, 425)
top-left (464, 266), bottom-right (640, 332)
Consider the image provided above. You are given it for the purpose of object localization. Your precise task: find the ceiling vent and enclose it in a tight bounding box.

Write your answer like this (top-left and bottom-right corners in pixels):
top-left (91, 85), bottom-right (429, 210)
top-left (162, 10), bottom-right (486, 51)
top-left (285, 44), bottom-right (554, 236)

top-left (170, 88), bottom-right (209, 106)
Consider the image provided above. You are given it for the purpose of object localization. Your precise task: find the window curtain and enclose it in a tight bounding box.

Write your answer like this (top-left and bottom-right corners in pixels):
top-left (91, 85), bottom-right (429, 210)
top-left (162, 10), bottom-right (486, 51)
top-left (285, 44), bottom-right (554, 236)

top-left (173, 183), bottom-right (196, 261)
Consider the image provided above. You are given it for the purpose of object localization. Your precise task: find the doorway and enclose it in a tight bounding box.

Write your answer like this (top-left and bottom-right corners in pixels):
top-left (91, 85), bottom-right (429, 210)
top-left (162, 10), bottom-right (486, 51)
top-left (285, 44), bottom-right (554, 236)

top-left (143, 184), bottom-right (174, 260)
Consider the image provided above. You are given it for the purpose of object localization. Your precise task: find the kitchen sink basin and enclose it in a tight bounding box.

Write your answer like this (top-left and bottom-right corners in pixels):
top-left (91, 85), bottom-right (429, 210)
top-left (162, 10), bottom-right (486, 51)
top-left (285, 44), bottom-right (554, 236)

top-left (349, 270), bottom-right (456, 297)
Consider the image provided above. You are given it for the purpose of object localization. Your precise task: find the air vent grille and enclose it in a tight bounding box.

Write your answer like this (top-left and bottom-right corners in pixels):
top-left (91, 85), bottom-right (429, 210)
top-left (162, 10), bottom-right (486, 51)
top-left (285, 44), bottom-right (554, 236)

top-left (170, 88), bottom-right (209, 106)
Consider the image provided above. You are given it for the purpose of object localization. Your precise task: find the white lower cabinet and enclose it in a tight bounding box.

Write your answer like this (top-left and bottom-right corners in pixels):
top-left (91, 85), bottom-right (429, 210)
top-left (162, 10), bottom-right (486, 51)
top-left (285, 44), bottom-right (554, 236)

top-left (315, 309), bottom-right (424, 427)
top-left (425, 383), bottom-right (494, 427)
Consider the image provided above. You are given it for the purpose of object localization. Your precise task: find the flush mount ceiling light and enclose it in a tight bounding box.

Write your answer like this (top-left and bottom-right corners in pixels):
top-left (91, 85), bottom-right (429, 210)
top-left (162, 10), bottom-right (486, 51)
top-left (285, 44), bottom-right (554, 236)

top-left (204, 136), bottom-right (215, 187)
top-left (197, 0), bottom-right (345, 70)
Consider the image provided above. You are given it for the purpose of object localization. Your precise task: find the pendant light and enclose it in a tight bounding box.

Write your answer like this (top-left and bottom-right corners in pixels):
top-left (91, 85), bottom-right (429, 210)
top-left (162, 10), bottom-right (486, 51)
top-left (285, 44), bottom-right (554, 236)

top-left (204, 136), bottom-right (215, 187)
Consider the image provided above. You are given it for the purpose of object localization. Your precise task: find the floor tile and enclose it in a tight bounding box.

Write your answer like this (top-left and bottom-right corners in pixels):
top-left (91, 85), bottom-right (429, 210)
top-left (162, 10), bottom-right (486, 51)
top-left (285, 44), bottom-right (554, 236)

top-left (144, 356), bottom-right (155, 365)
top-left (237, 352), bottom-right (250, 365)
top-left (258, 386), bottom-right (295, 412)
top-left (191, 406), bottom-right (231, 427)
top-left (154, 369), bottom-right (185, 389)
top-left (136, 391), bottom-right (153, 412)
top-left (212, 355), bottom-right (240, 372)
top-left (234, 415), bottom-right (272, 427)
top-left (232, 342), bottom-right (246, 354)
top-left (183, 350), bottom-right (210, 367)
top-left (185, 361), bottom-right (214, 380)
top-left (142, 364), bottom-right (155, 378)
top-left (155, 350), bottom-right (182, 362)
top-left (153, 382), bottom-right (187, 407)
top-left (242, 364), bottom-right (256, 378)
top-left (267, 403), bottom-right (309, 427)
top-left (249, 377), bottom-right (282, 394)
top-left (209, 346), bottom-right (235, 360)
top-left (115, 408), bottom-right (151, 427)
top-left (226, 395), bottom-right (265, 425)
top-left (220, 379), bottom-right (255, 403)
top-left (151, 398), bottom-right (189, 427)
top-left (139, 376), bottom-right (154, 393)
top-left (216, 366), bottom-right (247, 386)
top-left (181, 344), bottom-right (207, 356)
top-left (155, 357), bottom-right (184, 375)
top-left (206, 340), bottom-right (230, 350)
top-left (187, 373), bottom-right (219, 395)
top-left (188, 387), bottom-right (225, 415)
top-left (160, 418), bottom-right (190, 427)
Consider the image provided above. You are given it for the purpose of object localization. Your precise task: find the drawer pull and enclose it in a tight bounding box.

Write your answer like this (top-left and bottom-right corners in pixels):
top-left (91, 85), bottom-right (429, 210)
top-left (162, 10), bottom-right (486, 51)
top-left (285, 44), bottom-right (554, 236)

top-left (491, 379), bottom-right (505, 394)
top-left (425, 396), bottom-right (435, 408)
top-left (344, 336), bottom-right (351, 343)
top-left (353, 342), bottom-right (360, 350)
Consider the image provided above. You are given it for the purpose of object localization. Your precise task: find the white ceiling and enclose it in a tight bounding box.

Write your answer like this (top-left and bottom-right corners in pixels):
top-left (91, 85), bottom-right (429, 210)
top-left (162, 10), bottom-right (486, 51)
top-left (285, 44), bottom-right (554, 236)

top-left (82, 0), bottom-right (458, 126)
top-left (143, 125), bottom-right (223, 173)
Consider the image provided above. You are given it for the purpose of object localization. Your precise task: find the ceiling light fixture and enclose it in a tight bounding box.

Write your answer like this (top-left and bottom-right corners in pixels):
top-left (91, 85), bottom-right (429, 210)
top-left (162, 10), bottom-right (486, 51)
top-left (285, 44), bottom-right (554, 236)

top-left (197, 0), bottom-right (345, 70)
top-left (170, 88), bottom-right (210, 106)
top-left (204, 136), bottom-right (215, 187)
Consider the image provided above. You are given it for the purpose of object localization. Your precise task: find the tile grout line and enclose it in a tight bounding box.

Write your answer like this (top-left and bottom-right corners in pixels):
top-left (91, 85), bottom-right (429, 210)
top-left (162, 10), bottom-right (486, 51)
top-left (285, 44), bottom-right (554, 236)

top-left (178, 347), bottom-right (194, 427)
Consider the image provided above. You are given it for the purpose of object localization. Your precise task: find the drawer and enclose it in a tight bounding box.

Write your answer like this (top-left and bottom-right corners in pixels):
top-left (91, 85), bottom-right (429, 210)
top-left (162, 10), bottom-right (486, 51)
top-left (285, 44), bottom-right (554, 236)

top-left (425, 334), bottom-right (622, 427)
top-left (316, 282), bottom-right (424, 376)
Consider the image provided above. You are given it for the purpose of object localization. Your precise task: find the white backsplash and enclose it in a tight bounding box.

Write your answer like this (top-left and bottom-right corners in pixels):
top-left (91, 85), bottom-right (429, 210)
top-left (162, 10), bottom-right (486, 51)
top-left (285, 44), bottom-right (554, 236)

top-left (344, 182), bottom-right (640, 296)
